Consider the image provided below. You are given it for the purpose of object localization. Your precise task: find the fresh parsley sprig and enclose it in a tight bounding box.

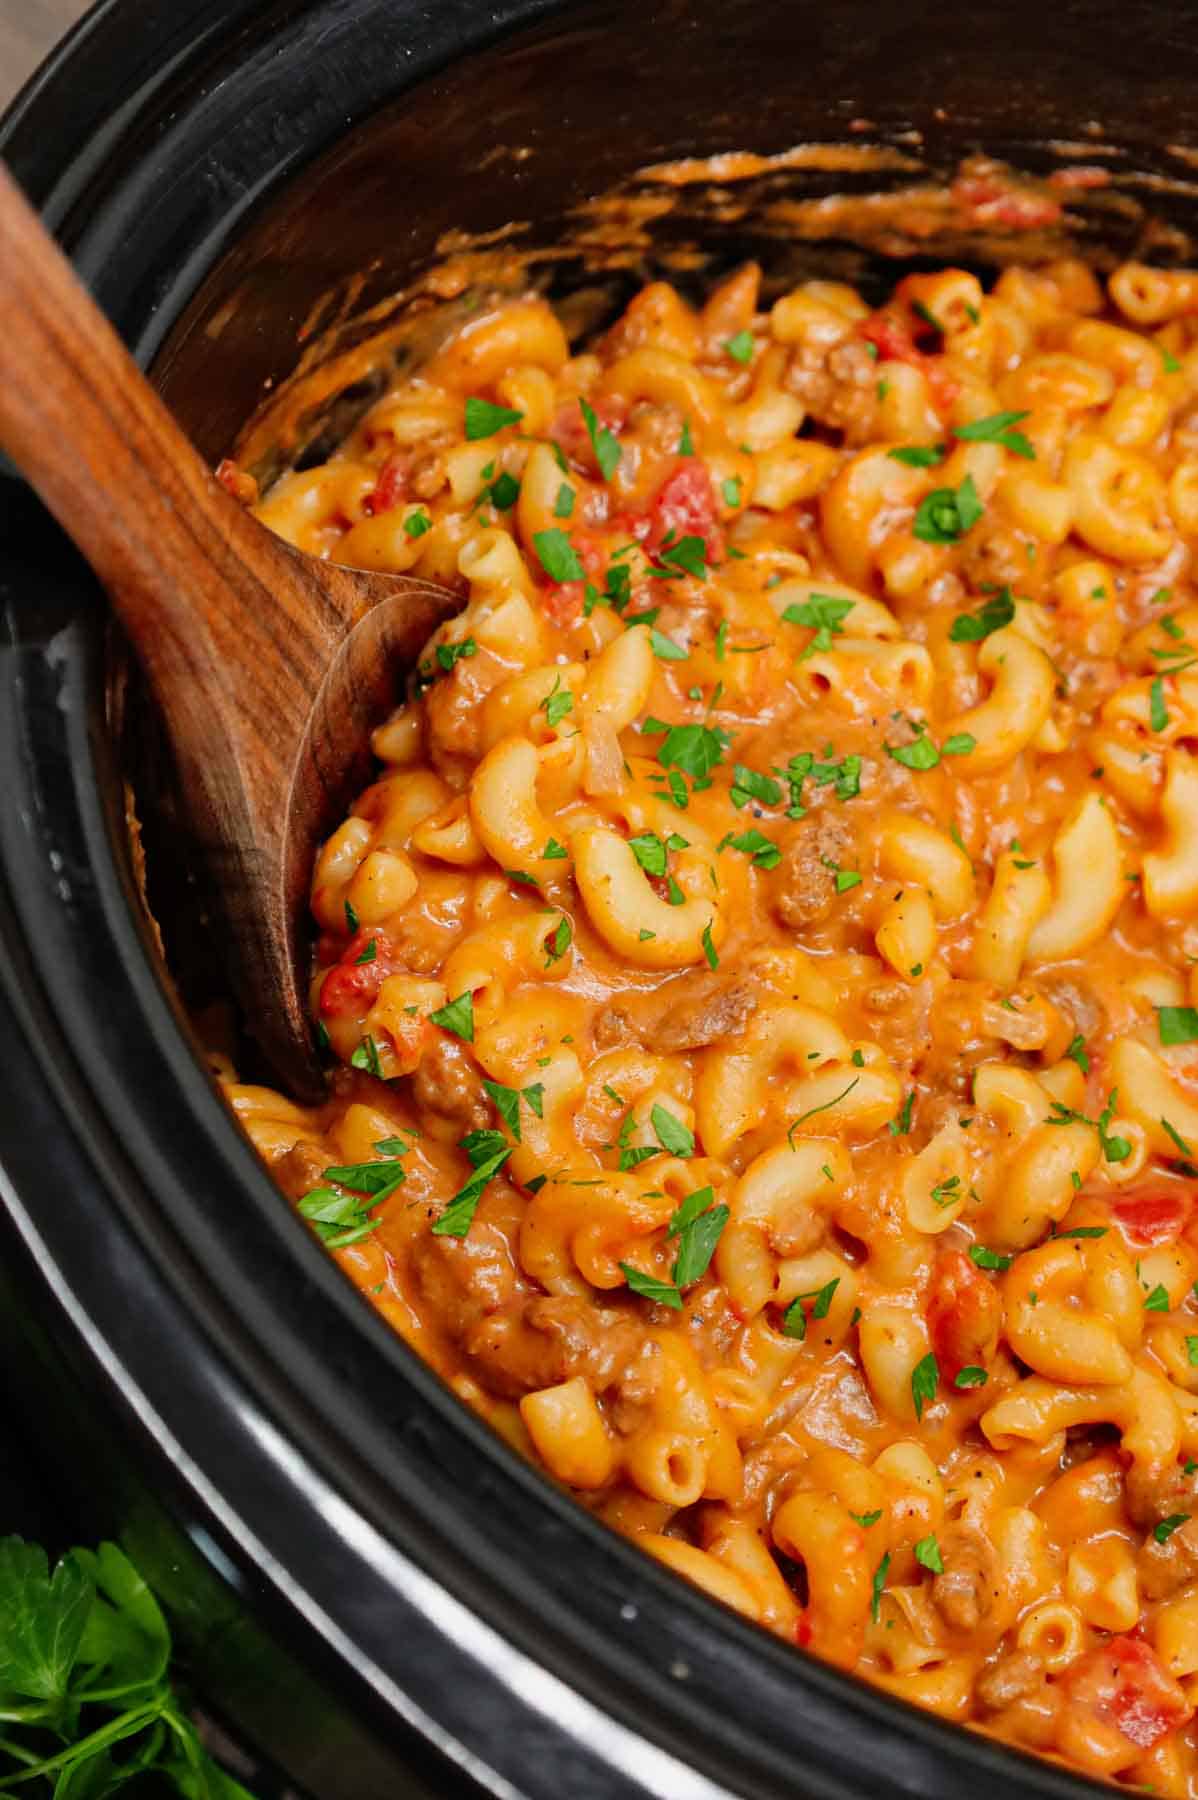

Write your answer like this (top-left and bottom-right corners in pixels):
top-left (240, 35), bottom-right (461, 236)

top-left (0, 1536), bottom-right (255, 1799)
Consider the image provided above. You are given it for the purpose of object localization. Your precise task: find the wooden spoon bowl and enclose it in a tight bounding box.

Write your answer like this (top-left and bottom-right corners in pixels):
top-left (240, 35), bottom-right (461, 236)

top-left (0, 163), bottom-right (458, 1099)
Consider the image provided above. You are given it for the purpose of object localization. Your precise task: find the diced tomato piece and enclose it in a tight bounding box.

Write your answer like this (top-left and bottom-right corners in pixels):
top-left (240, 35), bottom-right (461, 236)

top-left (1112, 1183), bottom-right (1192, 1247)
top-left (1064, 1636), bottom-right (1191, 1752)
top-left (319, 962), bottom-right (386, 1017)
top-left (858, 309), bottom-right (959, 413)
top-left (860, 310), bottom-right (922, 366)
top-left (644, 461), bottom-right (724, 562)
top-left (215, 458), bottom-right (258, 506)
top-left (385, 1009), bottom-right (429, 1075)
top-left (607, 509), bottom-right (652, 544)
top-left (542, 583), bottom-right (585, 627)
top-left (363, 452), bottom-right (408, 517)
top-left (926, 1248), bottom-right (1001, 1375)
top-left (952, 174), bottom-right (1062, 230)
top-left (318, 928), bottom-right (398, 1019)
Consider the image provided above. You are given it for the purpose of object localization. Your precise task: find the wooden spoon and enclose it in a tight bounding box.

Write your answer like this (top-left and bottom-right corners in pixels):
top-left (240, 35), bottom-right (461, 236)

top-left (0, 163), bottom-right (458, 1101)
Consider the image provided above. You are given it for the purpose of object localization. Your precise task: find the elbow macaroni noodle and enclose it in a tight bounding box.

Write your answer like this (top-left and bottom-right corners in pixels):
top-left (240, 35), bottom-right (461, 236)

top-left (221, 255), bottom-right (1198, 1789)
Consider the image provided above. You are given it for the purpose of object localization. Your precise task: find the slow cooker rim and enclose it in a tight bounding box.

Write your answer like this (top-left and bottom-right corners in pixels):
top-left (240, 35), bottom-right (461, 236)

top-left (0, 4), bottom-right (1139, 1796)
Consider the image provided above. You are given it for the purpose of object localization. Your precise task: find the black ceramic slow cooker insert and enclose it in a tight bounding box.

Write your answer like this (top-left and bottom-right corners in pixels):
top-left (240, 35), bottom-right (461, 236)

top-left (3, 2), bottom-right (1197, 1795)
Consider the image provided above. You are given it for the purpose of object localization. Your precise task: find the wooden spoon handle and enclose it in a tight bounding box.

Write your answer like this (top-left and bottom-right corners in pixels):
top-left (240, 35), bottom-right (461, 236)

top-left (0, 161), bottom-right (340, 743)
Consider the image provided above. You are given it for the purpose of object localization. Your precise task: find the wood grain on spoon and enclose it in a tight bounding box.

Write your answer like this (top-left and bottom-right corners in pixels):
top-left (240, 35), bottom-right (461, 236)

top-left (0, 162), bottom-right (458, 1099)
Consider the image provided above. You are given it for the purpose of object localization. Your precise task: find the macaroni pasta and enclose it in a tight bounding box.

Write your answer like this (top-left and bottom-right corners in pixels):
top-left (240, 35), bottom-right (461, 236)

top-left (220, 254), bottom-right (1198, 1789)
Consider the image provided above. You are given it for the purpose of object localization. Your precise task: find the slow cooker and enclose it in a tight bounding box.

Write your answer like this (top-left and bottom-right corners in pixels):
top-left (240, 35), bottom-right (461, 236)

top-left (2, 2), bottom-right (1195, 1793)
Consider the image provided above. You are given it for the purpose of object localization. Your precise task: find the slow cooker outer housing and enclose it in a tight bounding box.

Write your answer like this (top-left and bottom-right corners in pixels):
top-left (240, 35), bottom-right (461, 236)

top-left (2, 2), bottom-right (1196, 1795)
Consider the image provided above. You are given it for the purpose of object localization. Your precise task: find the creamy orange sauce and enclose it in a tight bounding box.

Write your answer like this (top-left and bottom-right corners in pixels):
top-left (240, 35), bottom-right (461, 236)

top-left (221, 250), bottom-right (1198, 1791)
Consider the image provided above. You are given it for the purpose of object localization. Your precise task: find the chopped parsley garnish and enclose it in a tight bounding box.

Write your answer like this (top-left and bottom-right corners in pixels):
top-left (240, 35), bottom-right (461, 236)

top-left (344, 899), bottom-right (360, 932)
top-left (781, 1276), bottom-right (840, 1341)
top-left (1159, 1006), bottom-right (1198, 1046)
top-left (722, 829), bottom-right (781, 870)
top-left (1155, 1513), bottom-right (1191, 1543)
top-left (953, 410), bottom-right (1035, 458)
top-left (969, 1245), bottom-right (1013, 1271)
top-left (433, 1131), bottom-right (515, 1237)
top-left (914, 1534), bottom-right (944, 1574)
top-left (1151, 676), bottom-right (1169, 733)
top-left (787, 1078), bottom-right (860, 1145)
top-left (725, 329), bottom-right (755, 365)
top-left (955, 1365), bottom-right (989, 1388)
top-left (1144, 1284), bottom-right (1171, 1312)
top-left (730, 763), bottom-right (783, 808)
top-left (541, 675), bottom-right (575, 728)
top-left (464, 397), bottom-right (523, 439)
top-left (354, 938), bottom-right (377, 964)
top-left (1065, 1034), bottom-right (1090, 1074)
top-left (1163, 1117), bottom-right (1194, 1159)
top-left (617, 1113), bottom-right (657, 1172)
top-left (404, 507), bottom-right (433, 537)
top-left (299, 1181), bottom-right (387, 1249)
top-left (350, 1034), bottom-right (383, 1077)
top-left (913, 475), bottom-right (984, 544)
top-left (436, 636), bottom-right (478, 671)
top-left (643, 718), bottom-right (732, 779)
top-left (619, 1263), bottom-right (683, 1309)
top-left (948, 590), bottom-right (1016, 642)
top-left (781, 593), bottom-right (855, 658)
top-left (889, 1091), bottom-right (915, 1135)
top-left (482, 1079), bottom-right (545, 1142)
top-left (554, 482), bottom-right (575, 518)
top-left (701, 920), bottom-right (719, 970)
top-left (430, 992), bottom-right (475, 1043)
top-left (653, 533), bottom-right (709, 581)
top-left (870, 1552), bottom-right (891, 1623)
top-left (650, 628), bottom-right (688, 661)
top-left (651, 1104), bottom-right (694, 1158)
top-left (629, 832), bottom-right (671, 876)
top-left (1045, 1089), bottom-right (1132, 1164)
top-left (669, 1191), bottom-right (729, 1288)
top-left (579, 397), bottom-right (621, 480)
top-left (303, 1144), bottom-right (406, 1245)
top-left (482, 470), bottom-right (520, 511)
top-left (533, 529), bottom-right (585, 584)
top-left (887, 445), bottom-right (945, 468)
top-left (722, 476), bottom-right (742, 507)
top-left (786, 749), bottom-right (862, 813)
top-left (545, 915), bottom-right (572, 966)
top-left (886, 730), bottom-right (941, 771)
top-left (678, 419), bottom-right (695, 455)
top-left (911, 1351), bottom-right (939, 1422)
top-left (667, 1186), bottom-right (715, 1234)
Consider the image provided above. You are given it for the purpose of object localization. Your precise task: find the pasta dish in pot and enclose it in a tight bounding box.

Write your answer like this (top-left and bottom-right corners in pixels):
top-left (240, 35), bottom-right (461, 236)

top-left (216, 253), bottom-right (1198, 1789)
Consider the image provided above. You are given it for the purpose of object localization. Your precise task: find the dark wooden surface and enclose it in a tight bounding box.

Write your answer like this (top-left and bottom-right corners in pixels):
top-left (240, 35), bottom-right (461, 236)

top-left (0, 0), bottom-right (89, 111)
